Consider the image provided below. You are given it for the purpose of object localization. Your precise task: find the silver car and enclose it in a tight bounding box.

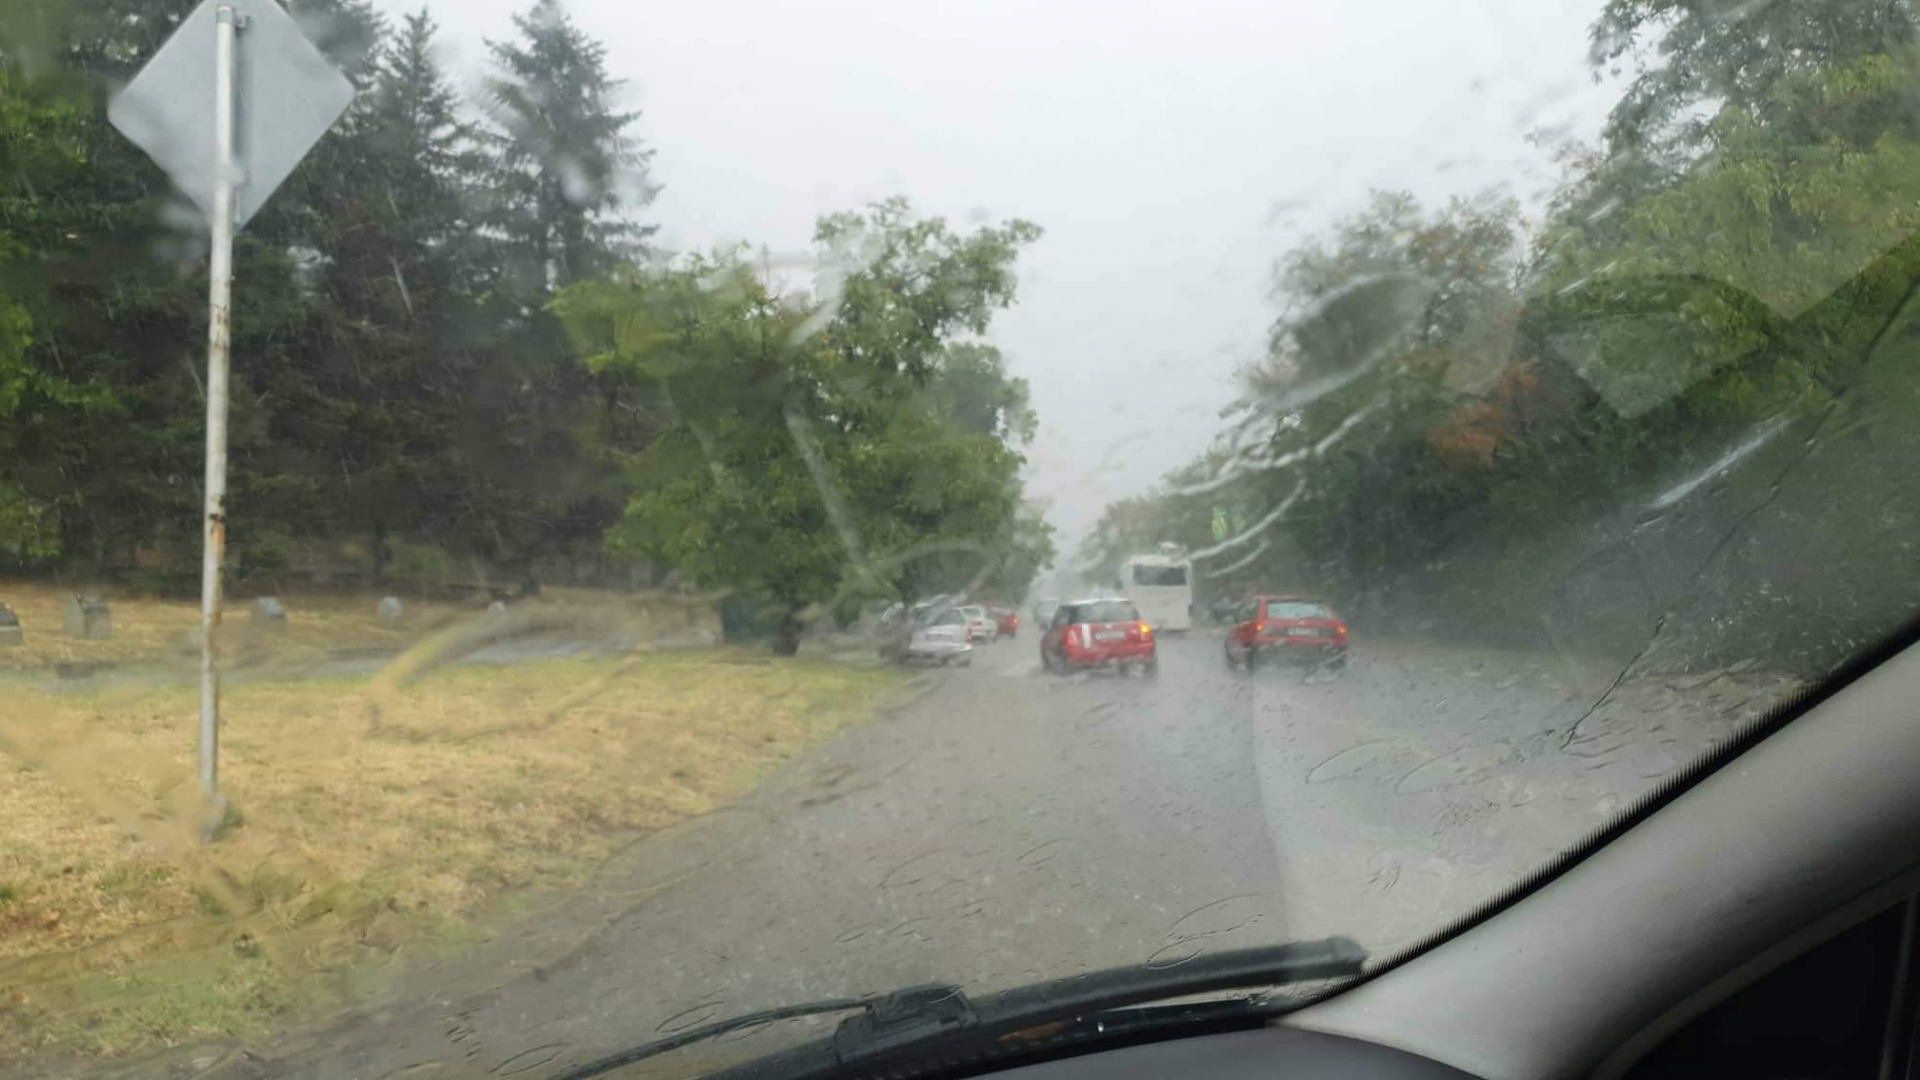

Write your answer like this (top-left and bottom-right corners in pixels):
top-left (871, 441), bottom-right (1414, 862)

top-left (880, 606), bottom-right (973, 666)
top-left (959, 604), bottom-right (998, 644)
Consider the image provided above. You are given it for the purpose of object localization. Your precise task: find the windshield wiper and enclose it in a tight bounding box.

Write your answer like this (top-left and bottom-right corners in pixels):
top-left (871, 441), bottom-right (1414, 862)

top-left (544, 936), bottom-right (1364, 1080)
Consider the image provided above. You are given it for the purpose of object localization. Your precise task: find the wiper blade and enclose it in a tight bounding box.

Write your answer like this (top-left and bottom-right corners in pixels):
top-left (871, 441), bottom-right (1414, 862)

top-left (544, 936), bottom-right (1364, 1080)
top-left (544, 996), bottom-right (874, 1080)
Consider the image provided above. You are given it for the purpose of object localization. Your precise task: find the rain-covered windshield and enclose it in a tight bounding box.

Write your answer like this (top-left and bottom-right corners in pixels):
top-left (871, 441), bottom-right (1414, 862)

top-left (5, 0), bottom-right (1920, 1077)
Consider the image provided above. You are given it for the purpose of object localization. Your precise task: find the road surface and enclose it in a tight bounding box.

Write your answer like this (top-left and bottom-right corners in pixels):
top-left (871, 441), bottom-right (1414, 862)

top-left (105, 629), bottom-right (1788, 1080)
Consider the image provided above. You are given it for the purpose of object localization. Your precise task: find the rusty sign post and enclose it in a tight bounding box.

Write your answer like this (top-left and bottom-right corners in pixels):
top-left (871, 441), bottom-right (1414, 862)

top-left (197, 4), bottom-right (237, 799)
top-left (108, 0), bottom-right (353, 824)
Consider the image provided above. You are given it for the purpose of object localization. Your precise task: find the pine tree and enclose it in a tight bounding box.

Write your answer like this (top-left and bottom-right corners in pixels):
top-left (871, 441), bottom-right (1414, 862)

top-left (480, 0), bottom-right (655, 293)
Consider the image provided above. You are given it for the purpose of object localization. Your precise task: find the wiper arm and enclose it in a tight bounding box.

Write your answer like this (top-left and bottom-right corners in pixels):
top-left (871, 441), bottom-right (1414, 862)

top-left (545, 937), bottom-right (1364, 1080)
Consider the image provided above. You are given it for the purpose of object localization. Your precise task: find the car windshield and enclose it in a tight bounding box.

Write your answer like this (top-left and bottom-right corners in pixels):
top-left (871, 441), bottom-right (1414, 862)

top-left (7, 0), bottom-right (1920, 1077)
top-left (1265, 602), bottom-right (1333, 620)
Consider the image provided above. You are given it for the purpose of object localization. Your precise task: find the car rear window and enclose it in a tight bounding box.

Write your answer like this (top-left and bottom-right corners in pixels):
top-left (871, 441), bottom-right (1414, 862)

top-left (1070, 601), bottom-right (1141, 624)
top-left (1264, 601), bottom-right (1333, 620)
top-left (933, 609), bottom-right (966, 626)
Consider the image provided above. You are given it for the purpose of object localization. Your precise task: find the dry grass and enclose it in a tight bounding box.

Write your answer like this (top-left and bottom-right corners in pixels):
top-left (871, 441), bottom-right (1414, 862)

top-left (0, 634), bottom-right (896, 1059)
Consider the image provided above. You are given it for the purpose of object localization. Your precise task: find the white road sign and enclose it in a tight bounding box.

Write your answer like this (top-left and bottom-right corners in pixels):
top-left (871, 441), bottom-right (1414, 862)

top-left (108, 0), bottom-right (354, 230)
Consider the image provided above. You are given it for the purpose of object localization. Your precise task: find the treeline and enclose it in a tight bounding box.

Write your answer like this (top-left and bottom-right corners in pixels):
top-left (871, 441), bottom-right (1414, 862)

top-left (1083, 0), bottom-right (1920, 674)
top-left (1, 0), bottom-right (1053, 634)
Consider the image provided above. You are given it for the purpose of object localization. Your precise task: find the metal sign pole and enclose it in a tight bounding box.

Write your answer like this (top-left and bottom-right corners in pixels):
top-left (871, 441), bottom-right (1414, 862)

top-left (198, 4), bottom-right (237, 801)
top-left (108, 0), bottom-right (352, 830)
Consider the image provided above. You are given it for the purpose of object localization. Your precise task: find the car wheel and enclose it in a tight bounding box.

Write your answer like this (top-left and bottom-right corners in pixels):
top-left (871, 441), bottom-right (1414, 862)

top-left (1245, 647), bottom-right (1261, 672)
top-left (1143, 659), bottom-right (1159, 678)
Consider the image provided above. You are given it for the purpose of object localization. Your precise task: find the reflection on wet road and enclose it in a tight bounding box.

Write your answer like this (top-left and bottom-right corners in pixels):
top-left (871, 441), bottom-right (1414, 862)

top-left (166, 631), bottom-right (1794, 1080)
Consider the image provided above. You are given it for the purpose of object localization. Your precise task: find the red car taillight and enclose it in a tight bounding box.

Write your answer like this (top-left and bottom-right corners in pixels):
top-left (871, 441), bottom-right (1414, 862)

top-left (1138, 622), bottom-right (1153, 640)
top-left (1336, 624), bottom-right (1348, 638)
top-left (1064, 626), bottom-right (1082, 648)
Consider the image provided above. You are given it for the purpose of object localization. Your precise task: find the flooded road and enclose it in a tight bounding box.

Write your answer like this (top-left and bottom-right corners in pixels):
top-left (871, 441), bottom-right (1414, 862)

top-left (114, 630), bottom-right (1792, 1080)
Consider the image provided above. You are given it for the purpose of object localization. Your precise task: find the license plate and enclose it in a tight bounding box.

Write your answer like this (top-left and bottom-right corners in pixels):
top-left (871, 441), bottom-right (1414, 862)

top-left (1287, 627), bottom-right (1327, 638)
top-left (1094, 629), bottom-right (1125, 642)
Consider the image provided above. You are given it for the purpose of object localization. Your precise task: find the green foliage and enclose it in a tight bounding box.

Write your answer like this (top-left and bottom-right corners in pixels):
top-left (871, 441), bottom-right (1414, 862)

top-left (0, 2), bottom-right (653, 583)
top-left (480, 0), bottom-right (656, 291)
top-left (556, 203), bottom-right (1047, 646)
top-left (1589, 0), bottom-right (1918, 159)
top-left (925, 342), bottom-right (1037, 445)
top-left (385, 539), bottom-right (457, 582)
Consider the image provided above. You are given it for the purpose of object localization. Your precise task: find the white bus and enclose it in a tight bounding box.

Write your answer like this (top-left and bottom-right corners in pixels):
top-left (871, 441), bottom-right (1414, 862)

top-left (1121, 545), bottom-right (1192, 633)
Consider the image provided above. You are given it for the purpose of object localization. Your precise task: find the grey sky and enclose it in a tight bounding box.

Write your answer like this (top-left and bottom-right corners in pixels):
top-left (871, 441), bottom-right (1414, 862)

top-left (372, 0), bottom-right (1619, 546)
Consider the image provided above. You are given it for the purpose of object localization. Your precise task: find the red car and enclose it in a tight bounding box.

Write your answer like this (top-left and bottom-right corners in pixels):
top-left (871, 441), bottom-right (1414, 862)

top-left (1224, 595), bottom-right (1349, 671)
top-left (1040, 598), bottom-right (1157, 676)
top-left (988, 603), bottom-right (1021, 638)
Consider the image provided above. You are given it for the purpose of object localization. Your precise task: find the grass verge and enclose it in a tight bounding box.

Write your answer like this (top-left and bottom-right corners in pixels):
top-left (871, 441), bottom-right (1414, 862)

top-left (0, 647), bottom-right (897, 1060)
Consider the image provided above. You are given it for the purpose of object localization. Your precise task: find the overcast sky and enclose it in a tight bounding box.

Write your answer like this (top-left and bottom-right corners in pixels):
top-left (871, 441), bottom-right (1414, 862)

top-left (371, 0), bottom-right (1620, 547)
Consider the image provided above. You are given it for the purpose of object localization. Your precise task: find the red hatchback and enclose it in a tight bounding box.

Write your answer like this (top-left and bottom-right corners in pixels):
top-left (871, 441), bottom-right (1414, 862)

top-left (987, 603), bottom-right (1021, 638)
top-left (1225, 595), bottom-right (1349, 671)
top-left (1040, 598), bottom-right (1157, 676)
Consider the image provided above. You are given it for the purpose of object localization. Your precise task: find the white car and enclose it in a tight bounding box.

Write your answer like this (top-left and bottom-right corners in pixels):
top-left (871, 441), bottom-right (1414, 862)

top-left (959, 604), bottom-right (998, 644)
top-left (881, 607), bottom-right (972, 666)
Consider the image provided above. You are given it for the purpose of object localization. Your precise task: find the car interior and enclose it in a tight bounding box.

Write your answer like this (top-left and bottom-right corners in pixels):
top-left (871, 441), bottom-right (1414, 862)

top-left (977, 617), bottom-right (1920, 1079)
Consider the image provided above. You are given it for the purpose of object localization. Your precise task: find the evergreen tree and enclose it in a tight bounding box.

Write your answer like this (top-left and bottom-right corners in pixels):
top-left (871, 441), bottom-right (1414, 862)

top-left (480, 0), bottom-right (655, 293)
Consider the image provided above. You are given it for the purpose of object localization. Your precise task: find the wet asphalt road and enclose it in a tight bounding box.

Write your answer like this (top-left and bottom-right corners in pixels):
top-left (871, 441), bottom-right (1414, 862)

top-left (130, 628), bottom-right (1766, 1080)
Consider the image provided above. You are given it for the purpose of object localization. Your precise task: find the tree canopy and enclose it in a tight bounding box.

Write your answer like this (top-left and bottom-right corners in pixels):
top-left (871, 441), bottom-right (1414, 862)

top-left (0, 2), bottom-right (1055, 629)
top-left (553, 203), bottom-right (1052, 649)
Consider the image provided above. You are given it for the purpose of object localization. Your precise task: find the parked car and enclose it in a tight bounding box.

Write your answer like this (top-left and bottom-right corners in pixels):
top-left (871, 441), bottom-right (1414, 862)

top-left (959, 604), bottom-right (999, 644)
top-left (987, 602), bottom-right (1021, 638)
top-left (1224, 595), bottom-right (1349, 671)
top-left (1039, 598), bottom-right (1157, 676)
top-left (879, 606), bottom-right (973, 666)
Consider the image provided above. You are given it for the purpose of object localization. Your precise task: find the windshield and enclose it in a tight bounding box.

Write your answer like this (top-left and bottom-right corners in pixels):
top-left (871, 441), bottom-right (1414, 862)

top-left (6, 0), bottom-right (1920, 1076)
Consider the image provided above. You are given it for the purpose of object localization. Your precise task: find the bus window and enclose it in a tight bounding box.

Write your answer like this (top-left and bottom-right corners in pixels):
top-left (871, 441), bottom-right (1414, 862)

top-left (1132, 564), bottom-right (1188, 587)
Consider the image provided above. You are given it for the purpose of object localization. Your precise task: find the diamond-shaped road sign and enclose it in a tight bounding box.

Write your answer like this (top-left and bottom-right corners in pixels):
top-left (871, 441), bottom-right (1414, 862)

top-left (109, 0), bottom-right (354, 230)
